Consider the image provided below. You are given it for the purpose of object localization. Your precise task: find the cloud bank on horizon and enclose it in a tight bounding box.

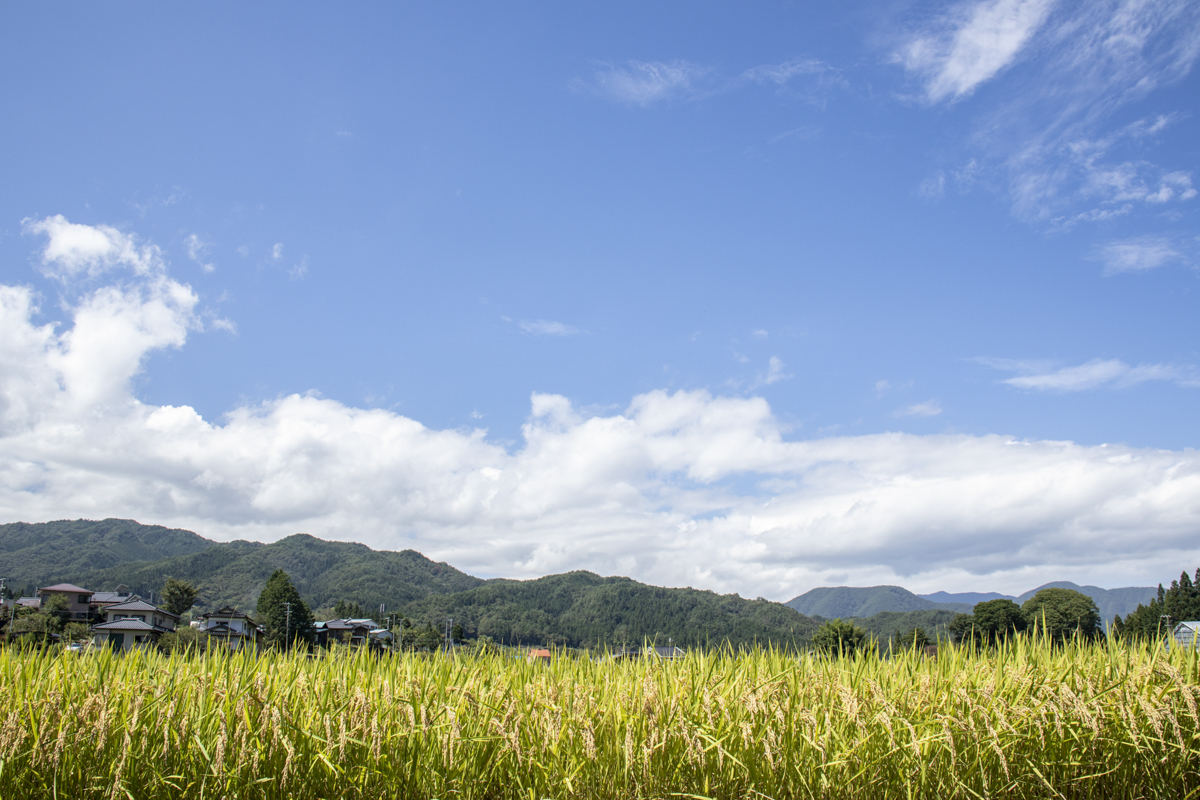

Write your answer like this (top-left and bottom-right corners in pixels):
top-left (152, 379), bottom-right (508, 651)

top-left (2, 217), bottom-right (1199, 599)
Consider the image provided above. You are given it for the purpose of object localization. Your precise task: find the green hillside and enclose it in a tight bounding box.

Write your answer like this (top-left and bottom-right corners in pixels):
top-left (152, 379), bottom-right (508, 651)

top-left (0, 518), bottom-right (213, 592)
top-left (846, 609), bottom-right (962, 644)
top-left (785, 585), bottom-right (971, 618)
top-left (72, 533), bottom-right (485, 614)
top-left (1015, 582), bottom-right (1156, 629)
top-left (402, 570), bottom-right (817, 649)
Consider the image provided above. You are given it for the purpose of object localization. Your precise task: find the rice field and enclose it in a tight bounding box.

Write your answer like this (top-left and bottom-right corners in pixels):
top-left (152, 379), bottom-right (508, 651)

top-left (2, 638), bottom-right (1199, 799)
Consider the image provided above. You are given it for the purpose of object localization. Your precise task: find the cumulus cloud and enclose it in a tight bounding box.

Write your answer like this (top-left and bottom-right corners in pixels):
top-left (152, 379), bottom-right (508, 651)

top-left (894, 400), bottom-right (943, 417)
top-left (897, 0), bottom-right (1058, 103)
top-left (519, 319), bottom-right (580, 336)
top-left (22, 215), bottom-right (163, 279)
top-left (586, 61), bottom-right (707, 106)
top-left (985, 357), bottom-right (1199, 391)
top-left (5, 220), bottom-right (1200, 597)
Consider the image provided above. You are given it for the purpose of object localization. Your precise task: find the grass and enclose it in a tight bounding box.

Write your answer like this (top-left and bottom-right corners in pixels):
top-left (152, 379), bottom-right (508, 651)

top-left (1, 637), bottom-right (1199, 799)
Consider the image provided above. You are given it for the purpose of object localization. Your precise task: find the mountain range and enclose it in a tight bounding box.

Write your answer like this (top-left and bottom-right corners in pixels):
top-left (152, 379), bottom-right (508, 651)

top-left (786, 582), bottom-right (1157, 625)
top-left (1, 518), bottom-right (1159, 646)
top-left (0, 519), bottom-right (814, 648)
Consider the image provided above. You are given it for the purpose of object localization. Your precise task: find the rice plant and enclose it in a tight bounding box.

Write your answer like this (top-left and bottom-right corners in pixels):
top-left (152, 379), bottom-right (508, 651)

top-left (1, 636), bottom-right (1198, 799)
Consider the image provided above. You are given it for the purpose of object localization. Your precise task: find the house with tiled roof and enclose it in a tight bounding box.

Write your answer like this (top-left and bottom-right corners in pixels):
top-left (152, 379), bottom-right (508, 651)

top-left (194, 606), bottom-right (262, 650)
top-left (91, 598), bottom-right (179, 651)
top-left (36, 583), bottom-right (94, 621)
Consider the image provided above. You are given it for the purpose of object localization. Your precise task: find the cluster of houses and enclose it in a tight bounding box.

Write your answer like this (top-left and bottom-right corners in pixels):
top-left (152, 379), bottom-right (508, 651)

top-left (3, 582), bottom-right (390, 652)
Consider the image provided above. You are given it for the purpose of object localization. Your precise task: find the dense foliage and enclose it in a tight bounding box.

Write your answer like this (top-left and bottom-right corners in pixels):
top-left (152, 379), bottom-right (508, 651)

top-left (402, 570), bottom-right (817, 649)
top-left (949, 588), bottom-right (1101, 644)
top-left (256, 569), bottom-right (316, 648)
top-left (785, 584), bottom-right (970, 617)
top-left (1115, 568), bottom-right (1200, 639)
top-left (845, 608), bottom-right (959, 643)
top-left (3, 639), bottom-right (1199, 799)
top-left (811, 618), bottom-right (869, 655)
top-left (0, 518), bottom-right (211, 590)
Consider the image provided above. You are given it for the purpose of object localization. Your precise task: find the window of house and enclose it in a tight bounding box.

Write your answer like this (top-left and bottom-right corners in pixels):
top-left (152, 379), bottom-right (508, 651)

top-left (78, 594), bottom-right (89, 604)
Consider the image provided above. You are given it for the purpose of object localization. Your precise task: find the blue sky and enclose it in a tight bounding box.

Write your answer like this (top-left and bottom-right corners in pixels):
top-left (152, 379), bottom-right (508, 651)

top-left (1, 1), bottom-right (1198, 598)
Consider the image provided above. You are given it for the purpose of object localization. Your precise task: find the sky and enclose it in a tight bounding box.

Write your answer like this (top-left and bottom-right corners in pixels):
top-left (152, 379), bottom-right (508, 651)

top-left (0, 0), bottom-right (1198, 599)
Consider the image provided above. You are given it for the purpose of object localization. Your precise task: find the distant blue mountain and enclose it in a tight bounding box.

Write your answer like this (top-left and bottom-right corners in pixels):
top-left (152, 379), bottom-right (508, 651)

top-left (784, 586), bottom-right (972, 618)
top-left (919, 591), bottom-right (1015, 605)
top-left (788, 582), bottom-right (1157, 629)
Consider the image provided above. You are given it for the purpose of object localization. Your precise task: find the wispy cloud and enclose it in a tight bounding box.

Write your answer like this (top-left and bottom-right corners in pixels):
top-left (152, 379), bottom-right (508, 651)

top-left (983, 357), bottom-right (1199, 391)
top-left (894, 399), bottom-right (943, 417)
top-left (585, 61), bottom-right (707, 106)
top-left (898, 0), bottom-right (1200, 226)
top-left (896, 0), bottom-right (1058, 103)
top-left (764, 356), bottom-right (791, 385)
top-left (1098, 235), bottom-right (1185, 274)
top-left (519, 319), bottom-right (580, 336)
top-left (184, 233), bottom-right (215, 273)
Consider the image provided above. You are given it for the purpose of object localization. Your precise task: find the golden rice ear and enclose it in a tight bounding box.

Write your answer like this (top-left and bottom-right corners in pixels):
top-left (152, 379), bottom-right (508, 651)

top-left (0, 636), bottom-right (1195, 798)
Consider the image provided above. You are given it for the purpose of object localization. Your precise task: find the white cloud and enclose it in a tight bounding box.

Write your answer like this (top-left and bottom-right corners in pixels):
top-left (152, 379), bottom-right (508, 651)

top-left (5, 221), bottom-right (1200, 597)
top-left (985, 357), bottom-right (1199, 391)
top-left (899, 0), bottom-right (1200, 225)
top-left (1098, 235), bottom-right (1184, 274)
top-left (271, 243), bottom-right (284, 261)
top-left (519, 319), bottom-right (580, 336)
top-left (751, 329), bottom-right (769, 338)
top-left (894, 400), bottom-right (943, 417)
top-left (185, 233), bottom-right (215, 273)
top-left (897, 0), bottom-right (1058, 103)
top-left (587, 61), bottom-right (706, 106)
top-left (21, 215), bottom-right (162, 279)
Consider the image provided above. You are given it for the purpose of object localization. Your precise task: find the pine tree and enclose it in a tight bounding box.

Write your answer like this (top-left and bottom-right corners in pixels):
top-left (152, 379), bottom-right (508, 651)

top-left (255, 569), bottom-right (315, 649)
top-left (1115, 568), bottom-right (1200, 639)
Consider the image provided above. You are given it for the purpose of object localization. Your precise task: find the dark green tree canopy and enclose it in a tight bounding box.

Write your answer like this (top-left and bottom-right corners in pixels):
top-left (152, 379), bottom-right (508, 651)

top-left (256, 569), bottom-right (315, 649)
top-left (812, 619), bottom-right (869, 656)
top-left (972, 599), bottom-right (1027, 643)
top-left (1022, 588), bottom-right (1101, 642)
top-left (893, 626), bottom-right (929, 651)
top-left (1114, 568), bottom-right (1200, 639)
top-left (161, 577), bottom-right (199, 617)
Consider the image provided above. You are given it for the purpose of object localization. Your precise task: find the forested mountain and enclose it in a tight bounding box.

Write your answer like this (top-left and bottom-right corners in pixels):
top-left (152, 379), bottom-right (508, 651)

top-left (0, 519), bottom-right (213, 592)
top-left (403, 571), bottom-right (818, 649)
top-left (0, 519), bottom-right (817, 649)
top-left (785, 585), bottom-right (972, 618)
top-left (846, 609), bottom-right (961, 643)
top-left (788, 582), bottom-right (1155, 623)
top-left (1014, 582), bottom-right (1156, 628)
top-left (71, 532), bottom-right (484, 613)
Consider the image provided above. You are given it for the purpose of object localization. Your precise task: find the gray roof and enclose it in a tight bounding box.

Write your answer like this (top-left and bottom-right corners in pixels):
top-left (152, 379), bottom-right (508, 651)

top-left (92, 619), bottom-right (172, 633)
top-left (91, 592), bottom-right (138, 604)
top-left (204, 622), bottom-right (253, 637)
top-left (105, 599), bottom-right (179, 618)
top-left (200, 606), bottom-right (251, 620)
top-left (39, 583), bottom-right (92, 594)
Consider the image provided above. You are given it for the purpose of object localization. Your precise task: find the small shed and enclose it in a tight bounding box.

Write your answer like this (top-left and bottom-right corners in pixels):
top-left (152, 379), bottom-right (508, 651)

top-left (1172, 621), bottom-right (1200, 648)
top-left (527, 648), bottom-right (551, 664)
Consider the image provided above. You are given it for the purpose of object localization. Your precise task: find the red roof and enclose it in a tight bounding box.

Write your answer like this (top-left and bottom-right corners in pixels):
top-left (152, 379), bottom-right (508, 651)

top-left (38, 583), bottom-right (92, 594)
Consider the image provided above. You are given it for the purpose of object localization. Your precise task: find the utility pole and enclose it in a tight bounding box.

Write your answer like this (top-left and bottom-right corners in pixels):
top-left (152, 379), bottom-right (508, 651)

top-left (0, 577), bottom-right (7, 633)
top-left (282, 601), bottom-right (292, 649)
top-left (445, 617), bottom-right (452, 652)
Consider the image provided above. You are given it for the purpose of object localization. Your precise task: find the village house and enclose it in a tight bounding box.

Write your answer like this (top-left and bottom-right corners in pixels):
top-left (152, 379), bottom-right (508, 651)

top-left (527, 647), bottom-right (551, 664)
top-left (314, 618), bottom-right (381, 647)
top-left (91, 598), bottom-right (179, 651)
top-left (36, 583), bottom-right (94, 620)
top-left (192, 606), bottom-right (263, 650)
